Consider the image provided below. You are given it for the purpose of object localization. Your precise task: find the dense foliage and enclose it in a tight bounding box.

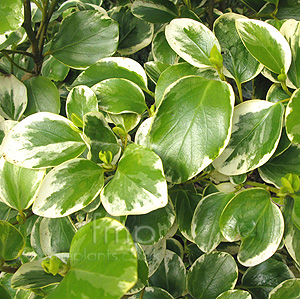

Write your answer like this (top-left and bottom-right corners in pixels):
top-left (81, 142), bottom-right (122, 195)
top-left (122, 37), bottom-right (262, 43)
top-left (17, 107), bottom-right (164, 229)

top-left (1, 0), bottom-right (300, 298)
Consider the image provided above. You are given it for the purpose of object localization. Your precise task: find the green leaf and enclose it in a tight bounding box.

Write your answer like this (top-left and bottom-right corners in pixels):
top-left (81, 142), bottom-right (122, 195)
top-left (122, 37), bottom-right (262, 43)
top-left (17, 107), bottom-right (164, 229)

top-left (131, 0), bottom-right (178, 23)
top-left (259, 144), bottom-right (300, 188)
top-left (127, 243), bottom-right (148, 295)
top-left (192, 192), bottom-right (235, 253)
top-left (292, 194), bottom-right (300, 230)
top-left (109, 5), bottom-right (154, 55)
top-left (213, 100), bottom-right (284, 176)
top-left (236, 19), bottom-right (292, 74)
top-left (92, 78), bottom-right (147, 114)
top-left (152, 30), bottom-right (177, 64)
top-left (11, 260), bottom-right (63, 290)
top-left (66, 86), bottom-right (98, 121)
top-left (0, 75), bottom-right (27, 121)
top-left (155, 62), bottom-right (219, 106)
top-left (48, 218), bottom-right (137, 299)
top-left (109, 113), bottom-right (141, 133)
top-left (283, 196), bottom-right (300, 265)
top-left (128, 287), bottom-right (174, 299)
top-left (142, 239), bottom-right (166, 276)
top-left (217, 290), bottom-right (252, 299)
top-left (286, 89), bottom-right (300, 144)
top-left (165, 18), bottom-right (221, 68)
top-left (187, 252), bottom-right (238, 299)
top-left (101, 143), bottom-right (168, 216)
top-left (1, 112), bottom-right (86, 169)
top-left (269, 279), bottom-right (300, 298)
top-left (213, 13), bottom-right (262, 84)
top-left (220, 188), bottom-right (284, 266)
top-left (72, 57), bottom-right (148, 90)
top-left (170, 189), bottom-right (202, 241)
top-left (144, 61), bottom-right (170, 84)
top-left (241, 258), bottom-right (294, 299)
top-left (30, 217), bottom-right (45, 257)
top-left (149, 250), bottom-right (186, 298)
top-left (82, 112), bottom-right (121, 164)
top-left (0, 221), bottom-right (25, 260)
top-left (149, 76), bottom-right (234, 183)
top-left (0, 0), bottom-right (23, 34)
top-left (0, 158), bottom-right (45, 212)
top-left (0, 28), bottom-right (25, 51)
top-left (0, 284), bottom-right (11, 299)
top-left (267, 83), bottom-right (290, 103)
top-left (42, 56), bottom-right (70, 82)
top-left (126, 201), bottom-right (175, 245)
top-left (39, 217), bottom-right (76, 256)
top-left (135, 117), bottom-right (153, 147)
top-left (280, 19), bottom-right (300, 88)
top-left (23, 76), bottom-right (60, 116)
top-left (49, 11), bottom-right (119, 69)
top-left (33, 158), bottom-right (104, 218)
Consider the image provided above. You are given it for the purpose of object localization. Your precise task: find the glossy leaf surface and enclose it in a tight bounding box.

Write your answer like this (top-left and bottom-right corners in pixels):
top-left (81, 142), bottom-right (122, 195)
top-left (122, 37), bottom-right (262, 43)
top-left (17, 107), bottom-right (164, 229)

top-left (0, 0), bottom-right (23, 34)
top-left (286, 88), bottom-right (300, 144)
top-left (269, 279), bottom-right (300, 298)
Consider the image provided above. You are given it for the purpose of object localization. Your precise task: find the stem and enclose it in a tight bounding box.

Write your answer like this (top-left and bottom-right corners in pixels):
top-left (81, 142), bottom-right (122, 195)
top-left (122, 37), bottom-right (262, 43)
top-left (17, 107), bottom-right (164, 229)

top-left (281, 80), bottom-right (292, 97)
top-left (279, 97), bottom-right (291, 104)
top-left (31, 0), bottom-right (43, 11)
top-left (207, 0), bottom-right (215, 30)
top-left (236, 80), bottom-right (243, 103)
top-left (243, 181), bottom-right (279, 194)
top-left (36, 0), bottom-right (49, 42)
top-left (1, 49), bottom-right (34, 58)
top-left (142, 87), bottom-right (155, 98)
top-left (22, 0), bottom-right (43, 74)
top-left (139, 288), bottom-right (145, 299)
top-left (2, 53), bottom-right (35, 74)
top-left (0, 265), bottom-right (19, 273)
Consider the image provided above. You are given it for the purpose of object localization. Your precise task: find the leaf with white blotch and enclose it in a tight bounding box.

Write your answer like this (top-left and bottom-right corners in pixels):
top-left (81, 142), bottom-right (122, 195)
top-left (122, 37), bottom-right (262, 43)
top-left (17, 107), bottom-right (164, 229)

top-left (39, 217), bottom-right (76, 256)
top-left (127, 243), bottom-right (149, 295)
top-left (109, 5), bottom-right (154, 55)
top-left (169, 188), bottom-right (202, 241)
top-left (0, 75), bottom-right (27, 121)
top-left (150, 76), bottom-right (234, 183)
top-left (152, 30), bottom-right (177, 64)
top-left (0, 158), bottom-right (45, 212)
top-left (66, 86), bottom-right (98, 120)
top-left (187, 252), bottom-right (238, 299)
top-left (131, 0), bottom-right (178, 23)
top-left (155, 62), bottom-right (220, 106)
top-left (33, 158), bottom-right (104, 218)
top-left (42, 56), bottom-right (70, 82)
top-left (142, 238), bottom-right (166, 277)
top-left (192, 192), bottom-right (235, 253)
top-left (0, 221), bottom-right (25, 260)
top-left (49, 11), bottom-right (119, 69)
top-left (220, 188), bottom-right (284, 266)
top-left (286, 88), bottom-right (300, 144)
top-left (269, 279), bottom-right (300, 299)
top-left (144, 61), bottom-right (170, 84)
top-left (0, 0), bottom-right (23, 34)
top-left (236, 19), bottom-right (291, 74)
top-left (1, 112), bottom-right (86, 169)
top-left (11, 260), bottom-right (63, 290)
top-left (135, 117), bottom-right (153, 147)
top-left (259, 144), bottom-right (300, 188)
top-left (48, 218), bottom-right (137, 299)
top-left (92, 78), bottom-right (147, 114)
top-left (82, 111), bottom-right (121, 164)
top-left (72, 57), bottom-right (148, 90)
top-left (241, 257), bottom-right (294, 299)
top-left (128, 287), bottom-right (174, 299)
top-left (0, 28), bottom-right (25, 52)
top-left (165, 18), bottom-right (221, 68)
top-left (126, 200), bottom-right (175, 245)
top-left (30, 217), bottom-right (44, 257)
top-left (101, 143), bottom-right (168, 216)
top-left (149, 250), bottom-right (186, 298)
top-left (214, 13), bottom-right (262, 84)
top-left (280, 19), bottom-right (300, 88)
top-left (24, 76), bottom-right (60, 116)
top-left (217, 290), bottom-right (251, 299)
top-left (283, 196), bottom-right (300, 265)
top-left (213, 100), bottom-right (284, 176)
